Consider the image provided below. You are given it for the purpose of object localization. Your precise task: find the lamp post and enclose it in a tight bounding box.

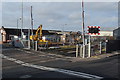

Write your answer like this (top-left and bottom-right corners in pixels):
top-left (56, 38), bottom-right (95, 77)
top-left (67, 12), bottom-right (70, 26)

top-left (17, 19), bottom-right (19, 36)
top-left (31, 6), bottom-right (33, 36)
top-left (63, 24), bottom-right (67, 45)
top-left (20, 0), bottom-right (23, 40)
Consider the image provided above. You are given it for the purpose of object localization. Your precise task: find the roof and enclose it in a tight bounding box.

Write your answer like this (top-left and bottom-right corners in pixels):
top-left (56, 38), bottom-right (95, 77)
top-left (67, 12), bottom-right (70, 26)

top-left (2, 26), bottom-right (80, 36)
top-left (3, 27), bottom-right (59, 36)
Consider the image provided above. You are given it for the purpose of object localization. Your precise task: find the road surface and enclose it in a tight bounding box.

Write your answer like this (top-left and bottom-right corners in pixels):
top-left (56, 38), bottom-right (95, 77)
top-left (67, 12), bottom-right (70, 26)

top-left (1, 46), bottom-right (119, 79)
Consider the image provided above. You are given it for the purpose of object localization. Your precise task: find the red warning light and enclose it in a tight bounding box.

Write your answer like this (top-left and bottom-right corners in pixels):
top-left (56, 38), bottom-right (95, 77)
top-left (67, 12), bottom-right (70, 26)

top-left (98, 33), bottom-right (100, 35)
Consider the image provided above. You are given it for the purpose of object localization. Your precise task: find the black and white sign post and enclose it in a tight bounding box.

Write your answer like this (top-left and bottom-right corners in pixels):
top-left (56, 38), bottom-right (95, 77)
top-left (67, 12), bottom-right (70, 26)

top-left (87, 26), bottom-right (100, 57)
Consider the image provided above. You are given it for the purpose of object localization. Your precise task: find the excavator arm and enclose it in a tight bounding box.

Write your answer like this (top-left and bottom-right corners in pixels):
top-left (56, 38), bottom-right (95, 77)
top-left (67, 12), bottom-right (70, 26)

top-left (30, 25), bottom-right (48, 43)
top-left (30, 25), bottom-right (42, 41)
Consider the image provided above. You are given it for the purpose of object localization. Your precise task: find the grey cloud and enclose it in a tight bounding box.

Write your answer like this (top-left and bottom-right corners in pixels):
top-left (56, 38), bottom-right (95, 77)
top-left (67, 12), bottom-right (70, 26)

top-left (2, 2), bottom-right (118, 31)
top-left (68, 12), bottom-right (81, 20)
top-left (47, 19), bottom-right (55, 23)
top-left (85, 2), bottom-right (117, 12)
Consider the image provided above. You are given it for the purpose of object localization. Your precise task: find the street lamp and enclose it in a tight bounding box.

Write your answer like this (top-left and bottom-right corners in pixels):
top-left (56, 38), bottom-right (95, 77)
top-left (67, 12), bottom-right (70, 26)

top-left (17, 18), bottom-right (19, 36)
top-left (63, 24), bottom-right (67, 45)
top-left (19, 17), bottom-right (23, 39)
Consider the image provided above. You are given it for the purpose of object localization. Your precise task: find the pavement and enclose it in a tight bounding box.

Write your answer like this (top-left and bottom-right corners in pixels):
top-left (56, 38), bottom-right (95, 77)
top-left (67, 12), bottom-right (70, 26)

top-left (23, 47), bottom-right (120, 62)
top-left (70, 51), bottom-right (119, 62)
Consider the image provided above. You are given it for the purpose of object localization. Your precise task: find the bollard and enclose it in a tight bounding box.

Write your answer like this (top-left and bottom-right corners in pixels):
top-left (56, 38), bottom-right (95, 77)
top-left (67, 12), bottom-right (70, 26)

top-left (76, 44), bottom-right (79, 57)
top-left (105, 42), bottom-right (106, 53)
top-left (88, 35), bottom-right (91, 58)
top-left (100, 42), bottom-right (102, 54)
top-left (35, 41), bottom-right (38, 51)
top-left (82, 45), bottom-right (85, 58)
top-left (28, 40), bottom-right (31, 49)
top-left (88, 42), bottom-right (91, 57)
top-left (32, 41), bottom-right (35, 50)
top-left (80, 45), bottom-right (83, 57)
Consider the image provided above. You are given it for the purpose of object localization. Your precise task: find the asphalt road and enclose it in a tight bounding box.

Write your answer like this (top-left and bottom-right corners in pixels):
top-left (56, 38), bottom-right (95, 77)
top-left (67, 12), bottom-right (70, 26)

top-left (3, 59), bottom-right (79, 78)
top-left (1, 45), bottom-right (119, 79)
top-left (2, 49), bottom-right (78, 78)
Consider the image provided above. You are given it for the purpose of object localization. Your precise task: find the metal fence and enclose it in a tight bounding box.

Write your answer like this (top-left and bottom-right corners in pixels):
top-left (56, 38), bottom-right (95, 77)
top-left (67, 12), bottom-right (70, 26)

top-left (75, 40), bottom-right (106, 58)
top-left (91, 41), bottom-right (106, 56)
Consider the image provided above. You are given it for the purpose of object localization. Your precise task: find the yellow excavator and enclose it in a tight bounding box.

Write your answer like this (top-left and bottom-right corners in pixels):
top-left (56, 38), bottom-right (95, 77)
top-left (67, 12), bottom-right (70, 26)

top-left (30, 25), bottom-right (49, 45)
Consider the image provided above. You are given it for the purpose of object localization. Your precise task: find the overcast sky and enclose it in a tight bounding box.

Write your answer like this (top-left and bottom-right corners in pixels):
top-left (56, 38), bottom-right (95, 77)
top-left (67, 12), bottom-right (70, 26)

top-left (2, 2), bottom-right (118, 31)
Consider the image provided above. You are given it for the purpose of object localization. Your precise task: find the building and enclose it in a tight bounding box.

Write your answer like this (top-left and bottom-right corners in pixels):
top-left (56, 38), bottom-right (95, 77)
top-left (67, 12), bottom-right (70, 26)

top-left (0, 26), bottom-right (59, 43)
top-left (0, 26), bottom-right (82, 45)
top-left (91, 31), bottom-right (113, 37)
top-left (0, 26), bottom-right (6, 44)
top-left (90, 31), bottom-right (114, 41)
top-left (113, 27), bottom-right (120, 40)
top-left (106, 28), bottom-right (120, 53)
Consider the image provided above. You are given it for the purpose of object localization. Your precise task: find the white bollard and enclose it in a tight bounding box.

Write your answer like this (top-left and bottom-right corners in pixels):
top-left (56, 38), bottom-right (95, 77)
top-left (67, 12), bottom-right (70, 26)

top-left (88, 35), bottom-right (91, 57)
top-left (28, 40), bottom-right (31, 49)
top-left (100, 42), bottom-right (102, 54)
top-left (82, 45), bottom-right (85, 58)
top-left (80, 45), bottom-right (83, 57)
top-left (35, 41), bottom-right (38, 51)
top-left (76, 44), bottom-right (79, 57)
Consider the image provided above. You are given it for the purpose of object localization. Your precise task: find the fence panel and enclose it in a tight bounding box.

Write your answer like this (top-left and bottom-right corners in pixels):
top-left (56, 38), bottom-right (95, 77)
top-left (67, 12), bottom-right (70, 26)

top-left (106, 40), bottom-right (120, 53)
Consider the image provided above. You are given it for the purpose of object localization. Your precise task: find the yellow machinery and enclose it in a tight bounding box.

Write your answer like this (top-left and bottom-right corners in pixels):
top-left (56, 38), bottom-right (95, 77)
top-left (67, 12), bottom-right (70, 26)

top-left (30, 25), bottom-right (49, 45)
top-left (30, 24), bottom-right (63, 46)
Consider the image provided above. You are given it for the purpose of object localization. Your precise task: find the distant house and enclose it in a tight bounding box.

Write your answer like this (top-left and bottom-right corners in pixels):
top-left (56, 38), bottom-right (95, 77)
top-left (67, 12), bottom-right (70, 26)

top-left (91, 31), bottom-right (113, 37)
top-left (0, 26), bottom-right (6, 44)
top-left (90, 31), bottom-right (114, 41)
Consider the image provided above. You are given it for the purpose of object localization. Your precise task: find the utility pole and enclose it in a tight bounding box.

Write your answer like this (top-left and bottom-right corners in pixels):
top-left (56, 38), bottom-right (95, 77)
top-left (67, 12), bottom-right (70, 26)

top-left (17, 19), bottom-right (19, 36)
top-left (82, 0), bottom-right (85, 58)
top-left (31, 6), bottom-right (34, 49)
top-left (21, 0), bottom-right (23, 39)
top-left (31, 6), bottom-right (33, 36)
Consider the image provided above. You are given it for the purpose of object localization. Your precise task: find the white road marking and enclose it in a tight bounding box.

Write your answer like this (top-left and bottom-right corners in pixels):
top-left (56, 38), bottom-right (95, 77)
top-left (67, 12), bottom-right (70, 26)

top-left (16, 48), bottom-right (64, 57)
top-left (2, 48), bottom-right (14, 51)
top-left (1, 54), bottom-right (103, 79)
top-left (16, 49), bottom-right (61, 59)
top-left (16, 49), bottom-right (35, 54)
top-left (20, 75), bottom-right (32, 78)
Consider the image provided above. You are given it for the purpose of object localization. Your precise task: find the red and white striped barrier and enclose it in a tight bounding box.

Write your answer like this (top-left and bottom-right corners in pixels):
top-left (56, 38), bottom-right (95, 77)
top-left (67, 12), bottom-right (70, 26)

top-left (88, 26), bottom-right (100, 28)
